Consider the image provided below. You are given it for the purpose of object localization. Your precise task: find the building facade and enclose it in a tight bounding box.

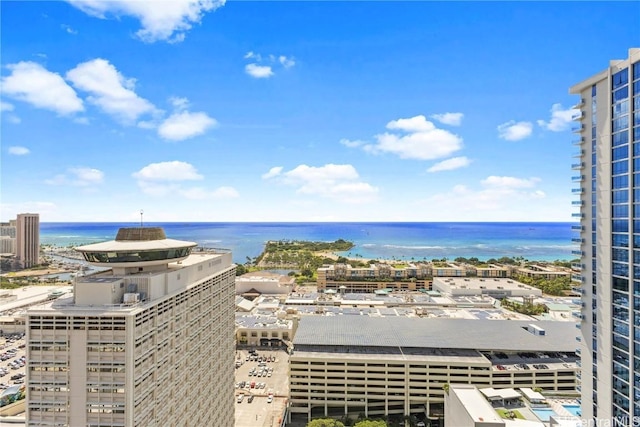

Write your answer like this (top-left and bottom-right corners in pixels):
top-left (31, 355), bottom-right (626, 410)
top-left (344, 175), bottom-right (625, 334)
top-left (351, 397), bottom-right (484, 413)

top-left (26, 227), bottom-right (236, 427)
top-left (570, 48), bottom-right (640, 423)
top-left (16, 213), bottom-right (39, 268)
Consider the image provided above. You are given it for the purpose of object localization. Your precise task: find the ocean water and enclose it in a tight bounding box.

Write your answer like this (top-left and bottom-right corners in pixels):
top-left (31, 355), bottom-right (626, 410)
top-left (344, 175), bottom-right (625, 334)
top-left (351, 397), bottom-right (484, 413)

top-left (40, 222), bottom-right (575, 264)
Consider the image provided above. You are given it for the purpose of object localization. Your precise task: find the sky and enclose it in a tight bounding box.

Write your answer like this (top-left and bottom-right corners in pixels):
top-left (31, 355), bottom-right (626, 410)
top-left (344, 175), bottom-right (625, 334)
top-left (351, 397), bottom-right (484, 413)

top-left (1, 1), bottom-right (639, 223)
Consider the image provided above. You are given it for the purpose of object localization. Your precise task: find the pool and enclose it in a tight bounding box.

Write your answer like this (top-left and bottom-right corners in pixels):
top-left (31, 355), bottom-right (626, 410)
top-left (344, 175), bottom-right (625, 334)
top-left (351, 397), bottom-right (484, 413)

top-left (563, 404), bottom-right (582, 417)
top-left (532, 408), bottom-right (558, 422)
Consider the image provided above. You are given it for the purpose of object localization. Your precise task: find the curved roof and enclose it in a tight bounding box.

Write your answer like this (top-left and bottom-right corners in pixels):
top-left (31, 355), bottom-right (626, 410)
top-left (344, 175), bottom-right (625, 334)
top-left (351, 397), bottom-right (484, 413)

top-left (76, 238), bottom-right (196, 253)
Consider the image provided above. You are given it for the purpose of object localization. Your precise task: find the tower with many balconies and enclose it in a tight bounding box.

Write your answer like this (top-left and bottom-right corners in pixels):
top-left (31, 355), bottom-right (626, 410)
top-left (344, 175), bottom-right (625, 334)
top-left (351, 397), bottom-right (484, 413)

top-left (570, 48), bottom-right (640, 424)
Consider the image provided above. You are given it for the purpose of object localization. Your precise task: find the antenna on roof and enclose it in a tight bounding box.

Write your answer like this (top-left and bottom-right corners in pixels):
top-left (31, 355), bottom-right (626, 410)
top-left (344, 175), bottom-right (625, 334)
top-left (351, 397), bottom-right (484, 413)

top-left (140, 209), bottom-right (144, 227)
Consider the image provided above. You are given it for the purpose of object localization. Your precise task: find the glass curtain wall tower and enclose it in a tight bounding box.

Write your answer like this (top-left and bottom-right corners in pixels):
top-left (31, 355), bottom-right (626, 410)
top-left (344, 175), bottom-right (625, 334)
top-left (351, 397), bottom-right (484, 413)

top-left (570, 48), bottom-right (640, 424)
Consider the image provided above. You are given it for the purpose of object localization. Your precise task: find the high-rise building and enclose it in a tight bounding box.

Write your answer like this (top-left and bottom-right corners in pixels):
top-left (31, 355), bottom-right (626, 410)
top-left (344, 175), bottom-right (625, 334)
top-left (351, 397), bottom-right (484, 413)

top-left (570, 48), bottom-right (640, 424)
top-left (16, 213), bottom-right (39, 268)
top-left (26, 227), bottom-right (236, 427)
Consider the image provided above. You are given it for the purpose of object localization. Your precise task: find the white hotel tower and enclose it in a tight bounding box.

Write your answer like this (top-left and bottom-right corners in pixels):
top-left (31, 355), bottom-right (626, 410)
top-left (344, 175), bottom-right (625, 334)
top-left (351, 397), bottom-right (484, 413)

top-left (26, 227), bottom-right (236, 427)
top-left (570, 48), bottom-right (640, 424)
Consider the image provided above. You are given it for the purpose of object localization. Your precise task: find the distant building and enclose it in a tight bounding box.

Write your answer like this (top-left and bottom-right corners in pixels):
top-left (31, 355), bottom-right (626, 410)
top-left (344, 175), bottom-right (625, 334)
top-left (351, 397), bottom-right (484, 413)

top-left (16, 213), bottom-right (39, 268)
top-left (235, 314), bottom-right (293, 347)
top-left (570, 48), bottom-right (640, 422)
top-left (473, 264), bottom-right (512, 278)
top-left (432, 277), bottom-right (542, 299)
top-left (235, 271), bottom-right (295, 295)
top-left (515, 264), bottom-right (571, 280)
top-left (317, 263), bottom-right (434, 293)
top-left (0, 220), bottom-right (17, 238)
top-left (26, 227), bottom-right (236, 427)
top-left (288, 317), bottom-right (578, 423)
top-left (1, 220), bottom-right (17, 259)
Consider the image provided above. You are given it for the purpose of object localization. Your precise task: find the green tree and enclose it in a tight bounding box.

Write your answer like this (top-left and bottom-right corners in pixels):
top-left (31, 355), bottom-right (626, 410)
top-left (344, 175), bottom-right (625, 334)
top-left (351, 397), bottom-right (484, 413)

top-left (307, 419), bottom-right (345, 427)
top-left (354, 420), bottom-right (387, 427)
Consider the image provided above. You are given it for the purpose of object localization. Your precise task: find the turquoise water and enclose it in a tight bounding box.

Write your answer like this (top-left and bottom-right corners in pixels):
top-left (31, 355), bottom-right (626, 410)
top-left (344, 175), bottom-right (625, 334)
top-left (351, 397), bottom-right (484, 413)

top-left (533, 408), bottom-right (558, 422)
top-left (40, 222), bottom-right (575, 264)
top-left (562, 404), bottom-right (581, 417)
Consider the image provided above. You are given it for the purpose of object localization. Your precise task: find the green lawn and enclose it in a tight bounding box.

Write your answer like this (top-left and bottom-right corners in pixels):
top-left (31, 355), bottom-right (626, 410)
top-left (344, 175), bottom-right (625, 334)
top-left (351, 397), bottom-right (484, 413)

top-left (495, 409), bottom-right (525, 419)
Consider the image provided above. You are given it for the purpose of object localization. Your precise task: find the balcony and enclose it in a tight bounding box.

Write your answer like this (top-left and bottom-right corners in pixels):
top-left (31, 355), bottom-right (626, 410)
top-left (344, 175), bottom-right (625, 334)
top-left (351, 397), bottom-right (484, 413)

top-left (571, 287), bottom-right (584, 294)
top-left (576, 348), bottom-right (581, 355)
top-left (572, 311), bottom-right (584, 320)
top-left (571, 162), bottom-right (585, 170)
top-left (571, 262), bottom-right (584, 269)
top-left (576, 336), bottom-right (582, 342)
top-left (571, 201), bottom-right (584, 207)
top-left (571, 249), bottom-right (585, 255)
top-left (571, 213), bottom-right (584, 219)
top-left (572, 124), bottom-right (584, 133)
top-left (571, 175), bottom-right (585, 182)
top-left (572, 137), bottom-right (584, 145)
top-left (571, 273), bottom-right (583, 281)
top-left (571, 238), bottom-right (584, 244)
top-left (572, 98), bottom-right (584, 109)
top-left (572, 149), bottom-right (585, 157)
top-left (571, 224), bottom-right (584, 231)
top-left (575, 323), bottom-right (582, 330)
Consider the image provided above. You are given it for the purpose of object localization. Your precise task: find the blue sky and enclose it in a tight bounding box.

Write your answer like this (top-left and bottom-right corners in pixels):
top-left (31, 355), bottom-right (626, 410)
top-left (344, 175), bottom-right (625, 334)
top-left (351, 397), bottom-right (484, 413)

top-left (1, 1), bottom-right (638, 222)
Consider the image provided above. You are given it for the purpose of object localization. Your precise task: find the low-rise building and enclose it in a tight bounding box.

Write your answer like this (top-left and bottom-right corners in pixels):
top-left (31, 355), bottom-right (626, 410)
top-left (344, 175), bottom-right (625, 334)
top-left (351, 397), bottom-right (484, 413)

top-left (516, 265), bottom-right (571, 280)
top-left (288, 317), bottom-right (578, 423)
top-left (432, 278), bottom-right (542, 298)
top-left (235, 271), bottom-right (295, 296)
top-left (317, 263), bottom-right (433, 293)
top-left (235, 314), bottom-right (293, 347)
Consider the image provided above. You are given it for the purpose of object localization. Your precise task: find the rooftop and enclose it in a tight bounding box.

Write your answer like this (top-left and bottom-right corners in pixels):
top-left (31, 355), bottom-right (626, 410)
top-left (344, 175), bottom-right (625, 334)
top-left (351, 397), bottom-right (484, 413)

top-left (293, 317), bottom-right (578, 352)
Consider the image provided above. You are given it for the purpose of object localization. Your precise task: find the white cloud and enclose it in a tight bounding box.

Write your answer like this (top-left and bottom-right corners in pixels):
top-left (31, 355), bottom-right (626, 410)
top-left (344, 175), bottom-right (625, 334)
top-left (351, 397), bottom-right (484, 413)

top-left (1, 61), bottom-right (84, 115)
top-left (169, 96), bottom-right (190, 111)
top-left (361, 115), bottom-right (462, 160)
top-left (427, 156), bottom-right (471, 172)
top-left (132, 161), bottom-right (203, 181)
top-left (481, 175), bottom-right (540, 189)
top-left (386, 115), bottom-right (435, 133)
top-left (66, 58), bottom-right (156, 123)
top-left (245, 63), bottom-right (273, 79)
top-left (61, 24), bottom-right (78, 34)
top-left (211, 186), bottom-right (239, 198)
top-left (157, 111), bottom-right (217, 141)
top-left (497, 120), bottom-right (533, 141)
top-left (278, 55), bottom-right (295, 68)
top-left (67, 0), bottom-right (225, 43)
top-left (265, 163), bottom-right (378, 204)
top-left (7, 115), bottom-right (21, 124)
top-left (339, 138), bottom-right (366, 148)
top-left (243, 52), bottom-right (295, 78)
top-left (0, 101), bottom-right (14, 112)
top-left (0, 201), bottom-right (58, 221)
top-left (181, 186), bottom-right (239, 199)
top-left (8, 146), bottom-right (30, 155)
top-left (537, 103), bottom-right (578, 132)
top-left (262, 166), bottom-right (283, 180)
top-left (430, 112), bottom-right (464, 126)
top-left (244, 51), bottom-right (261, 61)
top-left (425, 175), bottom-right (546, 216)
top-left (70, 167), bottom-right (104, 185)
top-left (45, 167), bottom-right (104, 186)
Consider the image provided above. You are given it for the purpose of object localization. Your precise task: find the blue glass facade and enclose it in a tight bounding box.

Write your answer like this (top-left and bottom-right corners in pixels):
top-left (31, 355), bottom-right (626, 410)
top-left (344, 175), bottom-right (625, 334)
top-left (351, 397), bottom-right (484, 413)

top-left (572, 49), bottom-right (640, 424)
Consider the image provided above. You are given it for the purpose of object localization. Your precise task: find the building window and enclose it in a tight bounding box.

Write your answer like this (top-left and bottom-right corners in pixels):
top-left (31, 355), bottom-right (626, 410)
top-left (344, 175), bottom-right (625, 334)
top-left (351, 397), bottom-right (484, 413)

top-left (613, 68), bottom-right (629, 90)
